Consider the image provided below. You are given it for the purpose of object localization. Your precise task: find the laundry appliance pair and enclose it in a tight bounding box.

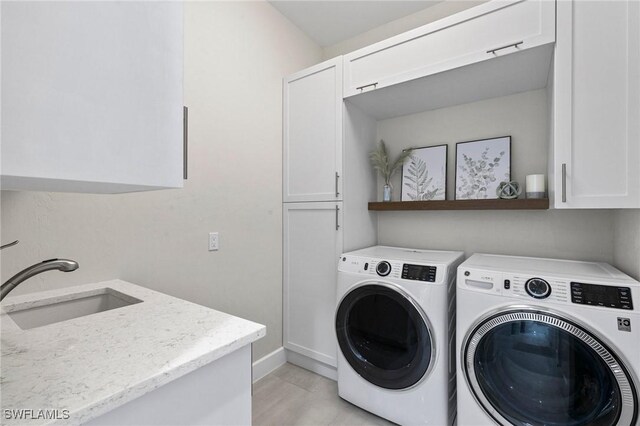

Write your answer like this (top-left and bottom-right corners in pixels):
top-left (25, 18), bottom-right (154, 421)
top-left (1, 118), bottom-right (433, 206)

top-left (336, 246), bottom-right (639, 426)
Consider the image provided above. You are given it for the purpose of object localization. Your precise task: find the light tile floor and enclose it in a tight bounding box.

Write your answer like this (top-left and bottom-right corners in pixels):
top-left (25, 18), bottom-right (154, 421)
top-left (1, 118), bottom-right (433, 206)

top-left (252, 363), bottom-right (395, 426)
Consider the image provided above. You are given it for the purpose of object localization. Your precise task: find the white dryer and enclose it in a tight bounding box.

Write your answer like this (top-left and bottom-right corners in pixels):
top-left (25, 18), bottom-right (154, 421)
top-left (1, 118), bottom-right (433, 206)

top-left (336, 245), bottom-right (465, 425)
top-left (457, 254), bottom-right (639, 426)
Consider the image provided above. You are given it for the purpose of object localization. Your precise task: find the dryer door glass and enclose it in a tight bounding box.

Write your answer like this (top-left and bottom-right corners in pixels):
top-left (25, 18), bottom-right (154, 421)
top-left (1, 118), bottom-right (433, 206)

top-left (335, 284), bottom-right (433, 389)
top-left (464, 310), bottom-right (638, 426)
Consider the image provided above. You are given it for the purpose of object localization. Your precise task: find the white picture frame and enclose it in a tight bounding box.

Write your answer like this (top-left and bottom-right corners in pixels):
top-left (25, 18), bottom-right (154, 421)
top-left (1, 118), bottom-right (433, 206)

top-left (455, 136), bottom-right (511, 200)
top-left (401, 145), bottom-right (447, 201)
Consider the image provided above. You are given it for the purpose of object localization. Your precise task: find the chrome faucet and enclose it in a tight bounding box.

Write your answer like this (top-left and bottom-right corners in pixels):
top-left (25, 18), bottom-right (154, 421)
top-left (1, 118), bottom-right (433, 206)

top-left (0, 241), bottom-right (79, 301)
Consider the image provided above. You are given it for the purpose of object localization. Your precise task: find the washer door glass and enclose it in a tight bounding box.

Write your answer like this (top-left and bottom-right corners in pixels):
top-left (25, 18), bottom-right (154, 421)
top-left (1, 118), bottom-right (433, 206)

top-left (464, 310), bottom-right (638, 426)
top-left (335, 284), bottom-right (432, 390)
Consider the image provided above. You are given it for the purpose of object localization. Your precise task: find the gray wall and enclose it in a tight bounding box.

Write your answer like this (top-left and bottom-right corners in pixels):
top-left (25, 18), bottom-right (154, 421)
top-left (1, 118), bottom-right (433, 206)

top-left (378, 210), bottom-right (615, 263)
top-left (0, 1), bottom-right (323, 361)
top-left (376, 89), bottom-right (617, 263)
top-left (613, 210), bottom-right (640, 280)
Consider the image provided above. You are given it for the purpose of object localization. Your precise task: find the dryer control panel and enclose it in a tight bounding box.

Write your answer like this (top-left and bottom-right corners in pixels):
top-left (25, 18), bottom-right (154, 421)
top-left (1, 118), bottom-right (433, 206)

top-left (571, 282), bottom-right (634, 310)
top-left (457, 254), bottom-right (639, 312)
top-left (401, 264), bottom-right (437, 282)
top-left (338, 255), bottom-right (445, 284)
top-left (459, 268), bottom-right (637, 310)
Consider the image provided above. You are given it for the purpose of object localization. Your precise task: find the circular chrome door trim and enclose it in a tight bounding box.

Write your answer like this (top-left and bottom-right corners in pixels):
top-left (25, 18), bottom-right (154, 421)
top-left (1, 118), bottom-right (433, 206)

top-left (462, 305), bottom-right (638, 426)
top-left (336, 280), bottom-right (437, 391)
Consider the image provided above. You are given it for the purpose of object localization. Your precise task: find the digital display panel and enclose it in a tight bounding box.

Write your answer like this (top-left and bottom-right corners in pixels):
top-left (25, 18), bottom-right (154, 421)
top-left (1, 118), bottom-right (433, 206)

top-left (571, 282), bottom-right (633, 310)
top-left (402, 264), bottom-right (436, 282)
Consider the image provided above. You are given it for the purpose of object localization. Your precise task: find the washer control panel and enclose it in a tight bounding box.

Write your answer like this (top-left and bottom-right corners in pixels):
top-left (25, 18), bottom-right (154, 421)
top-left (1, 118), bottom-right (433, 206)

top-left (571, 282), bottom-right (634, 310)
top-left (338, 256), bottom-right (444, 283)
top-left (401, 263), bottom-right (437, 282)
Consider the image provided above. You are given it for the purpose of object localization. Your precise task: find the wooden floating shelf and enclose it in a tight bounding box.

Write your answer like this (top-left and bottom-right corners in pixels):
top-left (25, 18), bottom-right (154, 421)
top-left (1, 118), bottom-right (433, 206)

top-left (368, 198), bottom-right (550, 211)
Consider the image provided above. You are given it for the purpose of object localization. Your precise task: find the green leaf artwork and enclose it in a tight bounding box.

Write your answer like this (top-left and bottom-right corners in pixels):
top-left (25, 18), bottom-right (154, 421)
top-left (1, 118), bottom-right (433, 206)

top-left (401, 145), bottom-right (447, 201)
top-left (456, 137), bottom-right (511, 200)
top-left (404, 156), bottom-right (434, 200)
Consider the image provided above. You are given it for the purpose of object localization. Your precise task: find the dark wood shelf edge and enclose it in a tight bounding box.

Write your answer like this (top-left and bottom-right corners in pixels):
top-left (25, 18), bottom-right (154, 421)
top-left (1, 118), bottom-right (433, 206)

top-left (368, 198), bottom-right (550, 211)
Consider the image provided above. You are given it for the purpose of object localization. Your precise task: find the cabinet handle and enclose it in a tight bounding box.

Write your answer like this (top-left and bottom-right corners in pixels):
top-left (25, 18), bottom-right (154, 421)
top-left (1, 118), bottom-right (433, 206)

top-left (356, 82), bottom-right (378, 92)
top-left (335, 172), bottom-right (340, 197)
top-left (561, 163), bottom-right (567, 203)
top-left (487, 41), bottom-right (523, 55)
top-left (183, 106), bottom-right (188, 180)
top-left (335, 205), bottom-right (340, 231)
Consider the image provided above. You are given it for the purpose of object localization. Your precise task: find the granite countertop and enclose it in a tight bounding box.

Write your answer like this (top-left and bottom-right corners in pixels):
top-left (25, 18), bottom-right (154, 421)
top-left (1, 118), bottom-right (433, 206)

top-left (0, 280), bottom-right (266, 425)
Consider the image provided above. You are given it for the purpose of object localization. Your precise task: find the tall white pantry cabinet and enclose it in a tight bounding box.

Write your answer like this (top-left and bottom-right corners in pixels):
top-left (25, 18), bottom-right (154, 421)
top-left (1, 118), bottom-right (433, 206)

top-left (283, 58), bottom-right (377, 375)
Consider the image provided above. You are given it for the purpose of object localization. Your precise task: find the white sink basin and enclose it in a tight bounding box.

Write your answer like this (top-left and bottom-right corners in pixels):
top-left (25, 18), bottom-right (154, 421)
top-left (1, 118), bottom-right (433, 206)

top-left (7, 288), bottom-right (142, 330)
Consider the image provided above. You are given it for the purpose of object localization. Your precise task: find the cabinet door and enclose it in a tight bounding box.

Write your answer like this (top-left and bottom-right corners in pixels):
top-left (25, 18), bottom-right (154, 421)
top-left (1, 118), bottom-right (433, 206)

top-left (283, 202), bottom-right (343, 367)
top-left (1, 2), bottom-right (184, 193)
top-left (343, 0), bottom-right (555, 98)
top-left (552, 0), bottom-right (640, 208)
top-left (283, 58), bottom-right (343, 202)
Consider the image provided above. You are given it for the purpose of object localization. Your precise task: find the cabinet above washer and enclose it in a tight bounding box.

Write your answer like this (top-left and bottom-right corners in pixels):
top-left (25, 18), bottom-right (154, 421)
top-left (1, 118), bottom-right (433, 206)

top-left (550, 0), bottom-right (640, 208)
top-left (342, 0), bottom-right (555, 119)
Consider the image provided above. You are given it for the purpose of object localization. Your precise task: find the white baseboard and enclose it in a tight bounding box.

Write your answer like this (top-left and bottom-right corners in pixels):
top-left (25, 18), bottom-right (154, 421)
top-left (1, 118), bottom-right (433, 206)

top-left (252, 347), bottom-right (286, 383)
top-left (252, 347), bottom-right (338, 383)
top-left (285, 349), bottom-right (337, 381)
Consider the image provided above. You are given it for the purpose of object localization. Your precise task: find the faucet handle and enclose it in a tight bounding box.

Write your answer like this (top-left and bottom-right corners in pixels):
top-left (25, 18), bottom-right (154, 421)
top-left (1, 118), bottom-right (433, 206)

top-left (0, 240), bottom-right (19, 250)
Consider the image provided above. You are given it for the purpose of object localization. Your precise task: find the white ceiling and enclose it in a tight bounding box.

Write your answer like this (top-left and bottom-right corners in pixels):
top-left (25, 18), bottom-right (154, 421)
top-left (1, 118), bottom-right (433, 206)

top-left (269, 1), bottom-right (443, 47)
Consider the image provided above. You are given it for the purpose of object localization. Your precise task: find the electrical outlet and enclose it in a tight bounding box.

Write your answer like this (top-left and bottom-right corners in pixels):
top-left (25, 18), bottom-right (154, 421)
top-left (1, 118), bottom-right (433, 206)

top-left (208, 232), bottom-right (219, 251)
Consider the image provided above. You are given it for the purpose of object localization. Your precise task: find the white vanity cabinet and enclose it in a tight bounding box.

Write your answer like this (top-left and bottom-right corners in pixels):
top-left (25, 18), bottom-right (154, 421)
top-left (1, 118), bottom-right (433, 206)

top-left (1, 1), bottom-right (184, 193)
top-left (343, 0), bottom-right (555, 99)
top-left (283, 58), bottom-right (343, 202)
top-left (551, 0), bottom-right (640, 208)
top-left (87, 346), bottom-right (252, 426)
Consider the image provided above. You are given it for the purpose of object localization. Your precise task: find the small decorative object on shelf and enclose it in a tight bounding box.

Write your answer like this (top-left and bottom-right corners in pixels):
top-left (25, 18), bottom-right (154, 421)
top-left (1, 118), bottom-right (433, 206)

top-left (496, 181), bottom-right (522, 199)
top-left (526, 174), bottom-right (546, 199)
top-left (369, 140), bottom-right (413, 202)
top-left (455, 136), bottom-right (511, 200)
top-left (401, 145), bottom-right (447, 201)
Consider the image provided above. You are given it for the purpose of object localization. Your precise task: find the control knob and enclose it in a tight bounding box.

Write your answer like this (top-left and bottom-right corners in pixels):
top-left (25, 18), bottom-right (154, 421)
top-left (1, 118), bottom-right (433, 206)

top-left (376, 261), bottom-right (391, 277)
top-left (525, 278), bottom-right (551, 299)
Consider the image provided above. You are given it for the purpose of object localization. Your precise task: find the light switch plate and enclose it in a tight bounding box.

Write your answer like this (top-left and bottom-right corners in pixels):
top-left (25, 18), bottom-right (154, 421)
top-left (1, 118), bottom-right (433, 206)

top-left (208, 232), bottom-right (219, 251)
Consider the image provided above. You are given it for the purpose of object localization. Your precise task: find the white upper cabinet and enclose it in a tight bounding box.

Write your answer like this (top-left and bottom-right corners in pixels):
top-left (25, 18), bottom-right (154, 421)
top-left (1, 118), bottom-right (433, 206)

top-left (343, 0), bottom-right (555, 99)
top-left (552, 0), bottom-right (640, 208)
top-left (283, 58), bottom-right (343, 202)
top-left (1, 2), bottom-right (184, 193)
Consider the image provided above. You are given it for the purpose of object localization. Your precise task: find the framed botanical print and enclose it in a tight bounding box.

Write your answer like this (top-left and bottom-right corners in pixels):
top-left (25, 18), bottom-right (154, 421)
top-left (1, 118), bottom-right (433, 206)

top-left (455, 136), bottom-right (511, 200)
top-left (401, 144), bottom-right (447, 201)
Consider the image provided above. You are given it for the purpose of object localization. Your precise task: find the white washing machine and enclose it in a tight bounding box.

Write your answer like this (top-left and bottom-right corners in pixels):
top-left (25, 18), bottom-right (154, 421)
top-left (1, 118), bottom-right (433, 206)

top-left (457, 253), bottom-right (640, 426)
top-left (336, 245), bottom-right (465, 425)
